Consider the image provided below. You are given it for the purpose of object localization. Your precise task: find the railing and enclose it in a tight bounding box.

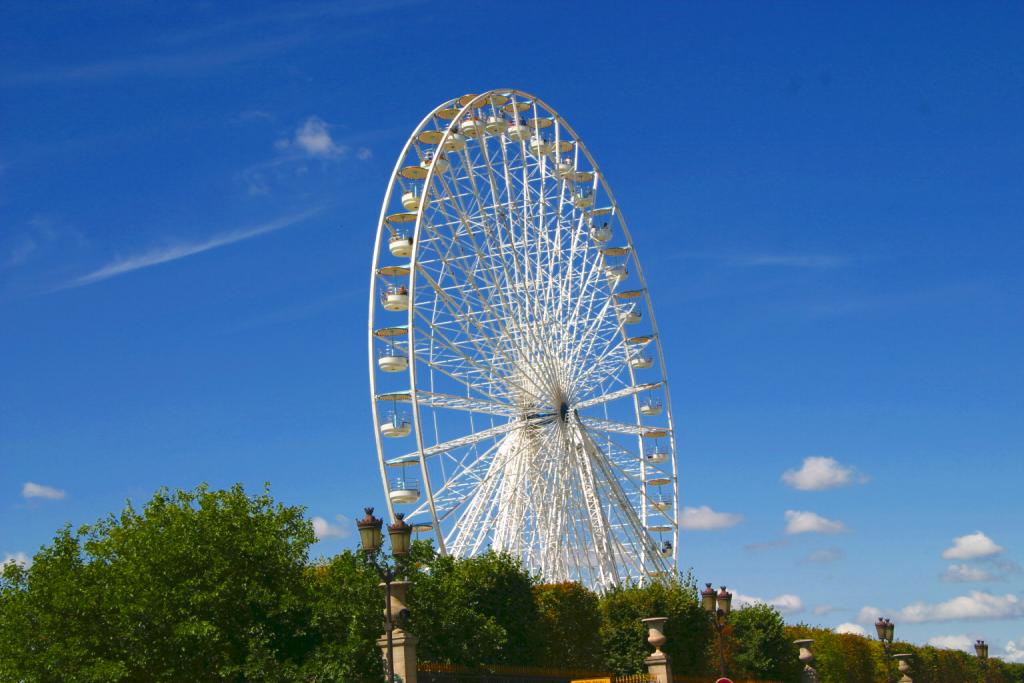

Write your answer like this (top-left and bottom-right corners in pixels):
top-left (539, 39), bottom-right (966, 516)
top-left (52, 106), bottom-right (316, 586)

top-left (418, 664), bottom-right (780, 683)
top-left (418, 663), bottom-right (642, 683)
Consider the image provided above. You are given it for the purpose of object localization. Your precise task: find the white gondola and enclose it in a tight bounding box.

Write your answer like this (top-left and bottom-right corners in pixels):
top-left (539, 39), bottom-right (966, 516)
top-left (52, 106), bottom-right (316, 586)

top-left (646, 450), bottom-right (668, 464)
top-left (380, 415), bottom-right (411, 438)
top-left (590, 222), bottom-right (612, 242)
top-left (381, 286), bottom-right (410, 311)
top-left (401, 188), bottom-right (429, 211)
top-left (377, 352), bottom-right (408, 373)
top-left (555, 158), bottom-right (575, 178)
top-left (389, 479), bottom-right (420, 504)
top-left (506, 118), bottom-right (531, 141)
top-left (528, 135), bottom-right (554, 155)
top-left (618, 305), bottom-right (641, 325)
top-left (389, 234), bottom-right (413, 258)
top-left (421, 150), bottom-right (449, 173)
top-left (573, 188), bottom-right (594, 209)
top-left (485, 115), bottom-right (508, 135)
top-left (461, 117), bottom-right (483, 137)
top-left (651, 498), bottom-right (672, 512)
top-left (629, 354), bottom-right (653, 369)
top-left (640, 401), bottom-right (663, 417)
top-left (604, 263), bottom-right (628, 284)
top-left (659, 542), bottom-right (673, 558)
top-left (442, 132), bottom-right (467, 153)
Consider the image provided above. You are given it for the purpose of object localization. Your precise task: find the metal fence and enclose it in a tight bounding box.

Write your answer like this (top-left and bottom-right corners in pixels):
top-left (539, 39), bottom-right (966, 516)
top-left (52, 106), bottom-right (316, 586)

top-left (418, 663), bottom-right (782, 683)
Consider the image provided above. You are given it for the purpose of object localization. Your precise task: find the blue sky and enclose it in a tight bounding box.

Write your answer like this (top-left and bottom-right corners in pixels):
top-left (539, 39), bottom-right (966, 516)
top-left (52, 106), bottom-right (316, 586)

top-left (2, 0), bottom-right (1023, 660)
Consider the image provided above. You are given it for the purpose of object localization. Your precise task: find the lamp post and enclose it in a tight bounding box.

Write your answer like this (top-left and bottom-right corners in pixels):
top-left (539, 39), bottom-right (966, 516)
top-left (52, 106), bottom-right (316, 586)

top-left (975, 639), bottom-right (989, 683)
top-left (701, 583), bottom-right (732, 678)
top-left (357, 507), bottom-right (413, 683)
top-left (875, 618), bottom-right (895, 682)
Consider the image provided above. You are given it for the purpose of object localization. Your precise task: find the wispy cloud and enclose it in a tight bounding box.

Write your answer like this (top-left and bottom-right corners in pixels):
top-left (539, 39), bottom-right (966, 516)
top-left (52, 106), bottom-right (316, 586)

top-left (2, 36), bottom-right (302, 87)
top-left (680, 250), bottom-right (848, 270)
top-left (805, 547), bottom-right (845, 564)
top-left (22, 481), bottom-right (66, 500)
top-left (941, 563), bottom-right (995, 583)
top-left (58, 208), bottom-right (321, 291)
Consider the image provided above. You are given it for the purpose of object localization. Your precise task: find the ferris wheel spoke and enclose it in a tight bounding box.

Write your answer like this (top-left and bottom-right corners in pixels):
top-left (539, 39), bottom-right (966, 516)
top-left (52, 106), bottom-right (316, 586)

top-left (573, 381), bottom-right (663, 411)
top-left (577, 415), bottom-right (658, 437)
top-left (413, 390), bottom-right (518, 417)
top-left (573, 420), bottom-right (670, 576)
top-left (385, 414), bottom-right (549, 467)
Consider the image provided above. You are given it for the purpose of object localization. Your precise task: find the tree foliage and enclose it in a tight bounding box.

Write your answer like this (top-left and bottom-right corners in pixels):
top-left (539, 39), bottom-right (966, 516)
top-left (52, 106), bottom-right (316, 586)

top-left (728, 602), bottom-right (801, 681)
top-left (597, 570), bottom-right (712, 675)
top-left (6, 484), bottom-right (1024, 682)
top-left (534, 582), bottom-right (603, 668)
top-left (407, 543), bottom-right (542, 667)
top-left (0, 484), bottom-right (316, 682)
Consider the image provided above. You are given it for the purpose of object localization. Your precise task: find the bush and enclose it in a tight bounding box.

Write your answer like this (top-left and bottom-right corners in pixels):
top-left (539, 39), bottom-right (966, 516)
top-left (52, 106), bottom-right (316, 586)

top-left (729, 602), bottom-right (801, 682)
top-left (598, 571), bottom-right (712, 675)
top-left (534, 582), bottom-right (604, 668)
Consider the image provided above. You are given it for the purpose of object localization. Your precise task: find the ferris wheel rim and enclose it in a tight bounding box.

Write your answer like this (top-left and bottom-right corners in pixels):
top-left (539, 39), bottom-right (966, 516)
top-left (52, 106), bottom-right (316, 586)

top-left (367, 88), bottom-right (679, 587)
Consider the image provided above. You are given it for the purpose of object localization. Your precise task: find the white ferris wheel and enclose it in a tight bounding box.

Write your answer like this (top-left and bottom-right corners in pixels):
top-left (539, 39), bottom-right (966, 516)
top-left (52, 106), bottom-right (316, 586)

top-left (368, 89), bottom-right (678, 590)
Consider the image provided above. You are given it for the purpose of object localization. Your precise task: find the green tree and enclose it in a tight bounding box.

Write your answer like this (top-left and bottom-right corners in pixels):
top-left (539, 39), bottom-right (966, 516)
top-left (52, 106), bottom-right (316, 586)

top-left (534, 582), bottom-right (603, 668)
top-left (0, 484), bottom-right (316, 682)
top-left (407, 544), bottom-right (542, 667)
top-left (728, 602), bottom-right (801, 681)
top-left (299, 552), bottom-right (384, 681)
top-left (598, 571), bottom-right (712, 675)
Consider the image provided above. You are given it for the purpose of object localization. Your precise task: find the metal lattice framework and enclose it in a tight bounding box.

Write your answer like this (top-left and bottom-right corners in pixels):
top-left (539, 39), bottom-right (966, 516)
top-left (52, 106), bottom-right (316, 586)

top-left (368, 89), bottom-right (678, 590)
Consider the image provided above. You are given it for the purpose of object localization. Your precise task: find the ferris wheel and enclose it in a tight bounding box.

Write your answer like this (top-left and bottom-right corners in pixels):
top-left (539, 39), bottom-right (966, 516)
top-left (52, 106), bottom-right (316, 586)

top-left (367, 89), bottom-right (678, 590)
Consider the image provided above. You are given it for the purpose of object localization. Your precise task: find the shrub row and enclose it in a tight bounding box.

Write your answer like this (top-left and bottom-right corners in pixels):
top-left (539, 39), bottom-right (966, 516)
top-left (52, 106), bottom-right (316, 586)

top-left (2, 485), bottom-right (1021, 682)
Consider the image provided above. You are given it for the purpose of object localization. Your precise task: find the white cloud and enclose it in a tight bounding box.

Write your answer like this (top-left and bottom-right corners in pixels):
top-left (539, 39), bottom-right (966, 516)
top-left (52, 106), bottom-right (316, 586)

top-left (859, 591), bottom-right (1024, 624)
top-left (942, 532), bottom-right (1004, 560)
top-left (357, 147), bottom-right (373, 161)
top-left (927, 634), bottom-right (974, 651)
top-left (785, 510), bottom-right (846, 535)
top-left (814, 604), bottom-right (840, 616)
top-left (836, 623), bottom-right (866, 636)
top-left (680, 505), bottom-right (743, 531)
top-left (2, 552), bottom-right (30, 568)
top-left (292, 117), bottom-right (347, 158)
top-left (22, 481), bottom-right (66, 500)
top-left (735, 592), bottom-right (805, 615)
top-left (1005, 639), bottom-right (1024, 663)
top-left (857, 606), bottom-right (883, 624)
top-left (312, 515), bottom-right (351, 540)
top-left (941, 563), bottom-right (994, 583)
top-left (782, 456), bottom-right (865, 491)
top-left (60, 208), bottom-right (321, 289)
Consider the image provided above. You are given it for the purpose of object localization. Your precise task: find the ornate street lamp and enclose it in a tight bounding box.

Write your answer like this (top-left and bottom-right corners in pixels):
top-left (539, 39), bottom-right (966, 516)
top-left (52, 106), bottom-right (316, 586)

top-left (356, 507), bottom-right (412, 683)
top-left (702, 583), bottom-right (732, 678)
top-left (875, 618), bottom-right (895, 681)
top-left (975, 640), bottom-right (989, 683)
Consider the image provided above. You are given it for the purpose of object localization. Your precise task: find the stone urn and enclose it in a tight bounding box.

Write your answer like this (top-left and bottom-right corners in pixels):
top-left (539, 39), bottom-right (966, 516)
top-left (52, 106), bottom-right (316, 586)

top-left (894, 653), bottom-right (913, 682)
top-left (641, 617), bottom-right (668, 653)
top-left (794, 639), bottom-right (819, 682)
